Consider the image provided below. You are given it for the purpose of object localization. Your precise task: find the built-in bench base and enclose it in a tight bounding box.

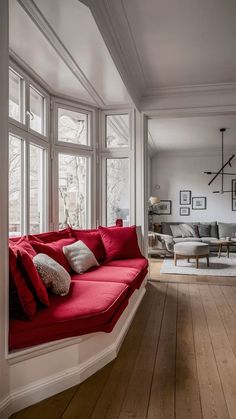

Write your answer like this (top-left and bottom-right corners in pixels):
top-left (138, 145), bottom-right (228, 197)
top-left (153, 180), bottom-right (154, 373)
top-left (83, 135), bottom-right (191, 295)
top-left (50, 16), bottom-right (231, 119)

top-left (1, 277), bottom-right (147, 419)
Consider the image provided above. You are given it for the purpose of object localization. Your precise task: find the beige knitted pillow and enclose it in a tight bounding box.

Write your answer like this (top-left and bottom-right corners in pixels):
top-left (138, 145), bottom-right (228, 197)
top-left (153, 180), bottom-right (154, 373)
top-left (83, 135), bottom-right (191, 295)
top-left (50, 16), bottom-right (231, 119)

top-left (33, 253), bottom-right (71, 296)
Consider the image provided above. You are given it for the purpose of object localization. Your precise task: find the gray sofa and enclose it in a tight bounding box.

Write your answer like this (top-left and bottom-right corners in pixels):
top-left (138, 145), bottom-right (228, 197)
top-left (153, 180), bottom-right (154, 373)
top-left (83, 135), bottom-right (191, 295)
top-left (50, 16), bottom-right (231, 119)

top-left (160, 221), bottom-right (236, 252)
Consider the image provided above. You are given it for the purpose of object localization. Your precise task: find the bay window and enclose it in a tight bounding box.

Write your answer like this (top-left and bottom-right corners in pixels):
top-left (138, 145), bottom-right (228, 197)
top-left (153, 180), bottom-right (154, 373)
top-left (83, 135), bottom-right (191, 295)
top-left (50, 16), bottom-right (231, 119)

top-left (102, 111), bottom-right (134, 226)
top-left (8, 63), bottom-right (49, 236)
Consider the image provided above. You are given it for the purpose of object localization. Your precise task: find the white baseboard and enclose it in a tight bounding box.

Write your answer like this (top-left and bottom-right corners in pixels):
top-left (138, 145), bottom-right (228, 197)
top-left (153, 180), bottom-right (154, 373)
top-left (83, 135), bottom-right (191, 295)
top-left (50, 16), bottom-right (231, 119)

top-left (1, 285), bottom-right (146, 418)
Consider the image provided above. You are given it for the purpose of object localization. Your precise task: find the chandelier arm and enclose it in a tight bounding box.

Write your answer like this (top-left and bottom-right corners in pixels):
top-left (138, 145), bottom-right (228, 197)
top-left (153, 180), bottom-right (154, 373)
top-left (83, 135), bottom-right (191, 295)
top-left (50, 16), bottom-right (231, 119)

top-left (208, 155), bottom-right (235, 186)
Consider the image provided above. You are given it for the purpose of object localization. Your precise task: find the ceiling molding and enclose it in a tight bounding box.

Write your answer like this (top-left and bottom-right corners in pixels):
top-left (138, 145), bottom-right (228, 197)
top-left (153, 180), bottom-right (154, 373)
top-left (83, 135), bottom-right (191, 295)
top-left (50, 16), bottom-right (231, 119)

top-left (10, 50), bottom-right (99, 109)
top-left (17, 0), bottom-right (105, 108)
top-left (151, 146), bottom-right (236, 159)
top-left (144, 82), bottom-right (236, 98)
top-left (79, 0), bottom-right (146, 110)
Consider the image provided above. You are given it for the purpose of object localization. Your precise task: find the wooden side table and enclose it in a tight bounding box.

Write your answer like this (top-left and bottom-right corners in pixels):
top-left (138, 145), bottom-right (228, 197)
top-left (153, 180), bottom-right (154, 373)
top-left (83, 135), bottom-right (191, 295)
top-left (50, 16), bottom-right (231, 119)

top-left (215, 240), bottom-right (235, 258)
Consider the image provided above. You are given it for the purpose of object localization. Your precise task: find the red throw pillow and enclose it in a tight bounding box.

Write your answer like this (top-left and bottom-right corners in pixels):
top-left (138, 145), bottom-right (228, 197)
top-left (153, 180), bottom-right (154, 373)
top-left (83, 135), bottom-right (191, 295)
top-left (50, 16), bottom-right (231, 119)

top-left (27, 227), bottom-right (73, 243)
top-left (30, 238), bottom-right (75, 272)
top-left (14, 238), bottom-right (37, 257)
top-left (99, 226), bottom-right (143, 261)
top-left (9, 245), bottom-right (37, 320)
top-left (72, 230), bottom-right (105, 262)
top-left (17, 249), bottom-right (49, 307)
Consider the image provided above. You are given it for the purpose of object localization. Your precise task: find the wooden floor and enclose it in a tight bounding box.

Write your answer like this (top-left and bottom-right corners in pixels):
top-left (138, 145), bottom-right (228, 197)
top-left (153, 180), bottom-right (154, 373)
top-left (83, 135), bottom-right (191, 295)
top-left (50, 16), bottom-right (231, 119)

top-left (11, 270), bottom-right (236, 419)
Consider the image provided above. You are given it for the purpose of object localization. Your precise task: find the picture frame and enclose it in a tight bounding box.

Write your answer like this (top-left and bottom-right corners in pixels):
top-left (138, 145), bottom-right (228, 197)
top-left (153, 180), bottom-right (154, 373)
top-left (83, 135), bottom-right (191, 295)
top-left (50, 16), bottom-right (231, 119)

top-left (179, 190), bottom-right (191, 205)
top-left (180, 207), bottom-right (190, 216)
top-left (192, 197), bottom-right (207, 210)
top-left (157, 200), bottom-right (172, 215)
top-left (232, 179), bottom-right (236, 200)
top-left (232, 199), bottom-right (236, 211)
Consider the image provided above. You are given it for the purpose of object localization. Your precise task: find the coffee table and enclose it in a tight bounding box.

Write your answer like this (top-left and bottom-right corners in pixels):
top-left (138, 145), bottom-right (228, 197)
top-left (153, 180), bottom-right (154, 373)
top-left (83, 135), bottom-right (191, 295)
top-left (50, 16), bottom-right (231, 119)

top-left (215, 240), bottom-right (236, 258)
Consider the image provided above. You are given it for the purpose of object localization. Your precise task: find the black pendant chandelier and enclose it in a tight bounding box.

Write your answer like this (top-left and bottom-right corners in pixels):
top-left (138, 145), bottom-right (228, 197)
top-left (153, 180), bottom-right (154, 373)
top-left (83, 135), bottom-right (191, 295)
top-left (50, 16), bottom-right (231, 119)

top-left (204, 128), bottom-right (235, 194)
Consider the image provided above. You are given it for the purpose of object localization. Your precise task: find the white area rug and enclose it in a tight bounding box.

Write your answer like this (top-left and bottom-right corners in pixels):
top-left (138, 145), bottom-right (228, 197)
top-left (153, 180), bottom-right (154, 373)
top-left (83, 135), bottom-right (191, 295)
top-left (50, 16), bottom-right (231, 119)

top-left (160, 254), bottom-right (236, 276)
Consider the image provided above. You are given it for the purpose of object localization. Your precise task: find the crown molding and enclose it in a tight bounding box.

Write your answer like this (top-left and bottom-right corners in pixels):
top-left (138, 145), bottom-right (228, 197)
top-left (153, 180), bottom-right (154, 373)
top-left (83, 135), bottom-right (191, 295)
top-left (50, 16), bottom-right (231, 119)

top-left (144, 82), bottom-right (236, 98)
top-left (151, 146), bottom-right (236, 159)
top-left (18, 0), bottom-right (105, 108)
top-left (79, 0), bottom-right (146, 110)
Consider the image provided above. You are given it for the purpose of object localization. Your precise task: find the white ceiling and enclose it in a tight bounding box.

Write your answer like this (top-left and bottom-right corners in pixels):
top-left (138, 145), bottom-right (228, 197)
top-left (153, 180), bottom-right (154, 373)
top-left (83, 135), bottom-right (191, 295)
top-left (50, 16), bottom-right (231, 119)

top-left (148, 115), bottom-right (236, 154)
top-left (122, 0), bottom-right (236, 89)
top-left (9, 0), bottom-right (132, 107)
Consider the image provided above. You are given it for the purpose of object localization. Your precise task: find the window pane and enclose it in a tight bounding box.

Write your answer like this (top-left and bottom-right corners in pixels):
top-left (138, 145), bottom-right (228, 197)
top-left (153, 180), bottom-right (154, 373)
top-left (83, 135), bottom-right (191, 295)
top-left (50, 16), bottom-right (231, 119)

top-left (106, 158), bottom-right (130, 226)
top-left (58, 108), bottom-right (88, 145)
top-left (9, 69), bottom-right (23, 122)
top-left (30, 85), bottom-right (45, 134)
top-left (58, 153), bottom-right (88, 229)
top-left (9, 135), bottom-right (22, 236)
top-left (30, 144), bottom-right (44, 234)
top-left (106, 114), bottom-right (129, 148)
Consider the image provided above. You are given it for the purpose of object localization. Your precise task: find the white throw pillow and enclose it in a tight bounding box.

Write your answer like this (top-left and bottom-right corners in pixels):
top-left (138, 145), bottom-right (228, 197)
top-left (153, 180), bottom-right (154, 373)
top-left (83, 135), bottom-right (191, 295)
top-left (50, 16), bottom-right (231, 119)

top-left (63, 240), bottom-right (99, 274)
top-left (180, 224), bottom-right (197, 238)
top-left (170, 225), bottom-right (183, 238)
top-left (33, 254), bottom-right (71, 296)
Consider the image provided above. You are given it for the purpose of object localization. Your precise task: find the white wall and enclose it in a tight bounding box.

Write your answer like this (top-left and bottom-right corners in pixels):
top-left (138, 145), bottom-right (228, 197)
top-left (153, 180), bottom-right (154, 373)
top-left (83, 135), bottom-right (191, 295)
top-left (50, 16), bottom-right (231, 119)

top-left (151, 151), bottom-right (236, 223)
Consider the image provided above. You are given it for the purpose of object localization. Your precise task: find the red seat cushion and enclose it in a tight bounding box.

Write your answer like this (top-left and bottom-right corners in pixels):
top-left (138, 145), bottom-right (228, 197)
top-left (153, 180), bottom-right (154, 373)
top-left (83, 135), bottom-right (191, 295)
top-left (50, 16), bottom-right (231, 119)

top-left (72, 266), bottom-right (141, 288)
top-left (72, 229), bottom-right (105, 262)
top-left (30, 238), bottom-right (75, 272)
top-left (105, 258), bottom-right (148, 271)
top-left (9, 280), bottom-right (129, 350)
top-left (99, 226), bottom-right (143, 261)
top-left (9, 245), bottom-right (37, 320)
top-left (17, 249), bottom-right (49, 308)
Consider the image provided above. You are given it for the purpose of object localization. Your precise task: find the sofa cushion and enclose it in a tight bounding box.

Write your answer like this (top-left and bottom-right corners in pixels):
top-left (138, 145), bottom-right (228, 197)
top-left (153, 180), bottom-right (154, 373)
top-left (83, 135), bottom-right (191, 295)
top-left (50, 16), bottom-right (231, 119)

top-left (30, 238), bottom-right (75, 272)
top-left (201, 237), bottom-right (218, 244)
top-left (105, 258), bottom-right (148, 271)
top-left (99, 226), bottom-right (143, 261)
top-left (218, 222), bottom-right (236, 239)
top-left (198, 224), bottom-right (211, 237)
top-left (9, 245), bottom-right (37, 320)
top-left (18, 249), bottom-right (50, 307)
top-left (170, 225), bottom-right (183, 238)
top-left (63, 240), bottom-right (99, 274)
top-left (9, 280), bottom-right (129, 350)
top-left (72, 265), bottom-right (140, 288)
top-left (72, 230), bottom-right (105, 262)
top-left (33, 254), bottom-right (71, 296)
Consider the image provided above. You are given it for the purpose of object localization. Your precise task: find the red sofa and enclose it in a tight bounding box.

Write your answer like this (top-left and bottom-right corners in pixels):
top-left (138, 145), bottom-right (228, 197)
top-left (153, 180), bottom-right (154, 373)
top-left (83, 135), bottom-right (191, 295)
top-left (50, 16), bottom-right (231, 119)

top-left (9, 226), bottom-right (148, 351)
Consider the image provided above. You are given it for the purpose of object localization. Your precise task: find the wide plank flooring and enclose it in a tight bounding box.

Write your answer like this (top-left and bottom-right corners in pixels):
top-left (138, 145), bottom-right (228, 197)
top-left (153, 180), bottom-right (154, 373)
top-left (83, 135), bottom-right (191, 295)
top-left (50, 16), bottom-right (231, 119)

top-left (11, 277), bottom-right (236, 419)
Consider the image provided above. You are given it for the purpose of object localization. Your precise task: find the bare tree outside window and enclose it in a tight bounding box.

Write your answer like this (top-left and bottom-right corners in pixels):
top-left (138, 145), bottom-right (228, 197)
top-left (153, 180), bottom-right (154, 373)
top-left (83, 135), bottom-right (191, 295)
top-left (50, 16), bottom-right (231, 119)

top-left (58, 154), bottom-right (88, 229)
top-left (9, 135), bottom-right (22, 236)
top-left (106, 158), bottom-right (130, 226)
top-left (58, 108), bottom-right (88, 146)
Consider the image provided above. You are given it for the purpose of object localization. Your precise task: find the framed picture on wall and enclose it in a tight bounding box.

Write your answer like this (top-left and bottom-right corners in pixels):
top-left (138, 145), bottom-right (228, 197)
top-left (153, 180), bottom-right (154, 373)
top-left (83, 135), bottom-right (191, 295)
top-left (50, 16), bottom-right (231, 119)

top-left (179, 190), bottom-right (191, 205)
top-left (232, 199), bottom-right (236, 211)
top-left (232, 179), bottom-right (236, 200)
top-left (157, 200), bottom-right (172, 215)
top-left (180, 207), bottom-right (190, 216)
top-left (192, 197), bottom-right (207, 210)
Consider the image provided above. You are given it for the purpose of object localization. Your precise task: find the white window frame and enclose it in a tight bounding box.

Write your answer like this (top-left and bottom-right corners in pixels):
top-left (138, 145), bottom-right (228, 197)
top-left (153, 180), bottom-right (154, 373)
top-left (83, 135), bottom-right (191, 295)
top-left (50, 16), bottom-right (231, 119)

top-left (51, 97), bottom-right (97, 230)
top-left (9, 60), bottom-right (50, 142)
top-left (100, 109), bottom-right (135, 226)
top-left (54, 101), bottom-right (93, 151)
top-left (8, 127), bottom-right (49, 235)
top-left (101, 109), bottom-right (133, 152)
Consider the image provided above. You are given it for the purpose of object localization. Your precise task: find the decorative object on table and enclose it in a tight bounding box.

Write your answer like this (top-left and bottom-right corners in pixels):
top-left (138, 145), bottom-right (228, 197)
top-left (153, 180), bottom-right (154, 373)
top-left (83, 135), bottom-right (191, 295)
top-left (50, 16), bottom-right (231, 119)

top-left (204, 128), bottom-right (236, 194)
top-left (192, 196), bottom-right (207, 210)
top-left (148, 196), bottom-right (161, 230)
top-left (116, 218), bottom-right (123, 227)
top-left (180, 207), bottom-right (190, 216)
top-left (157, 200), bottom-right (172, 215)
top-left (179, 190), bottom-right (191, 205)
